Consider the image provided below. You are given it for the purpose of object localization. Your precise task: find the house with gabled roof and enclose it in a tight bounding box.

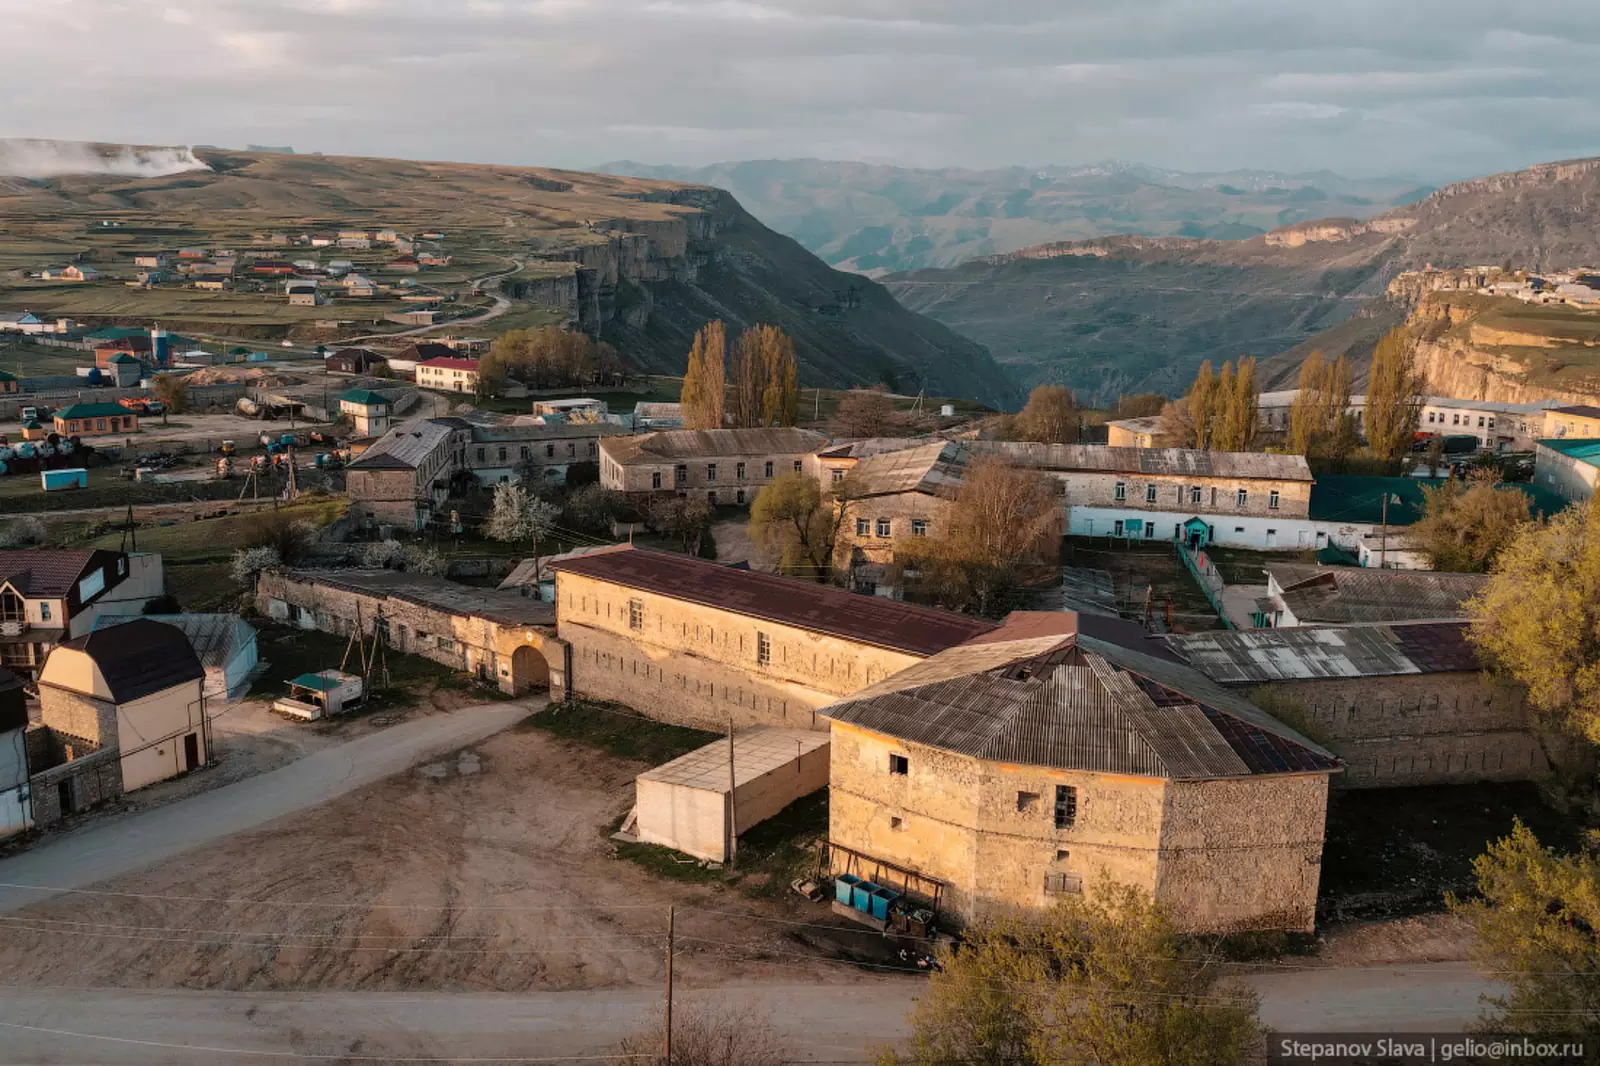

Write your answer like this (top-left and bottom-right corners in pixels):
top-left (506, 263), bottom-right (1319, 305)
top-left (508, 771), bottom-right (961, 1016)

top-left (0, 549), bottom-right (166, 683)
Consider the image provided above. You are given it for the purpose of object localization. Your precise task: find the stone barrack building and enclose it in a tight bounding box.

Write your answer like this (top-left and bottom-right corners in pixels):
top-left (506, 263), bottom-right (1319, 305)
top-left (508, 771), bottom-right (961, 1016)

top-left (821, 613), bottom-right (1341, 933)
top-left (550, 546), bottom-right (994, 731)
top-left (599, 427), bottom-right (829, 503)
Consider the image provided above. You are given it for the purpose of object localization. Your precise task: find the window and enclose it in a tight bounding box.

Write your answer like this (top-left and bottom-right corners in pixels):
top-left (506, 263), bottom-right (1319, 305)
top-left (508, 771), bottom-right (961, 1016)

top-left (889, 754), bottom-right (909, 776)
top-left (1145, 483), bottom-right (1157, 503)
top-left (910, 519), bottom-right (928, 537)
top-left (831, 469), bottom-right (843, 484)
top-left (477, 447), bottom-right (486, 461)
top-left (1114, 480), bottom-right (1126, 501)
top-left (1053, 785), bottom-right (1077, 828)
top-left (1044, 872), bottom-right (1083, 895)
top-left (568, 442), bottom-right (576, 457)
top-left (706, 463), bottom-right (717, 482)
top-left (627, 598), bottom-right (644, 632)
top-left (1268, 490), bottom-right (1280, 510)
top-left (497, 446), bottom-right (508, 461)
top-left (675, 464), bottom-right (687, 484)
top-left (588, 442), bottom-right (597, 456)
top-left (736, 462), bottom-right (746, 479)
top-left (793, 460), bottom-right (803, 473)
top-left (757, 631), bottom-right (771, 665)
top-left (1016, 791), bottom-right (1039, 813)
top-left (764, 460), bottom-right (774, 478)
top-left (1236, 488), bottom-right (1248, 508)
top-left (856, 517), bottom-right (870, 536)
top-left (437, 636), bottom-right (456, 652)
top-left (890, 816), bottom-right (904, 830)
top-left (707, 491), bottom-right (717, 505)
top-left (520, 445), bottom-right (531, 460)
top-left (39, 602), bottom-right (52, 621)
top-left (1190, 486), bottom-right (1202, 505)
top-left (1478, 416), bottom-right (1486, 427)
top-left (546, 444), bottom-right (555, 458)
top-left (876, 517), bottom-right (892, 537)
top-left (1453, 413), bottom-right (1461, 425)
top-left (652, 471), bottom-right (662, 489)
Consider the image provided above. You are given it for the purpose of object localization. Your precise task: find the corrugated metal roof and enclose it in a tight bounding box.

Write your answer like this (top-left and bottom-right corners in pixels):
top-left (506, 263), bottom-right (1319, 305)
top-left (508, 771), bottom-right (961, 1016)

top-left (640, 727), bottom-right (829, 791)
top-left (1267, 564), bottom-right (1487, 625)
top-left (284, 569), bottom-right (555, 628)
top-left (602, 427), bottom-right (829, 464)
top-left (846, 440), bottom-right (967, 499)
top-left (822, 634), bottom-right (1339, 780)
top-left (974, 442), bottom-right (1313, 482)
top-left (1167, 623), bottom-right (1479, 684)
top-left (348, 418), bottom-right (459, 471)
top-left (95, 613), bottom-right (256, 671)
top-left (550, 546), bottom-right (993, 657)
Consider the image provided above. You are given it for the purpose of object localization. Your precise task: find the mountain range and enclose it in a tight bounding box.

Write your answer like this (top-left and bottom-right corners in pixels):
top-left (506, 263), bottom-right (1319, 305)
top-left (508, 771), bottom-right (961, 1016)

top-left (597, 158), bottom-right (1433, 276)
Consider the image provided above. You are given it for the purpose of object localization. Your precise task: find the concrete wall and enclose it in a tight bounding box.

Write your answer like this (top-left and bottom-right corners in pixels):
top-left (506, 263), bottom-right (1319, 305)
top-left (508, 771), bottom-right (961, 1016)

top-left (115, 681), bottom-right (207, 792)
top-left (1269, 673), bottom-right (1546, 788)
top-left (1070, 506), bottom-right (1381, 552)
top-left (556, 570), bottom-right (921, 730)
top-left (827, 720), bottom-right (1330, 933)
top-left (1535, 445), bottom-right (1598, 503)
top-left (637, 739), bottom-right (828, 862)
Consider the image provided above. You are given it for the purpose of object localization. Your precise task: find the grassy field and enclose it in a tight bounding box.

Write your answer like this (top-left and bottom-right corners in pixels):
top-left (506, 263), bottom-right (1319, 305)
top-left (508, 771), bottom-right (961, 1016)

top-left (76, 497), bottom-right (345, 562)
top-left (248, 625), bottom-right (501, 711)
top-left (521, 698), bottom-right (720, 764)
top-left (0, 338), bottom-right (87, 377)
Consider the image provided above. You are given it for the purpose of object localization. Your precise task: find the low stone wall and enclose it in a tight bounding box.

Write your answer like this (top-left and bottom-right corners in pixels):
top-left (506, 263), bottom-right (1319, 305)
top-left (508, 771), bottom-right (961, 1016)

top-left (26, 739), bottom-right (123, 827)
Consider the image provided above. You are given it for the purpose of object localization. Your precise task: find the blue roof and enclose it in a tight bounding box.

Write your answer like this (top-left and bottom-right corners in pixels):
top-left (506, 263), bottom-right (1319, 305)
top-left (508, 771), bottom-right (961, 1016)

top-left (1539, 437), bottom-right (1600, 469)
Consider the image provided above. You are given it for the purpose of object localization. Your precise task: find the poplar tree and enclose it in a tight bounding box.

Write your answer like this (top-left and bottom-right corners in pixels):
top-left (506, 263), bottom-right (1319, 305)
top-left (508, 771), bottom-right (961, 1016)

top-left (681, 320), bottom-right (726, 430)
top-left (731, 326), bottom-right (767, 428)
top-left (758, 325), bottom-right (799, 426)
top-left (1184, 361), bottom-right (1217, 450)
top-left (1366, 328), bottom-right (1424, 467)
top-left (1288, 351), bottom-right (1326, 455)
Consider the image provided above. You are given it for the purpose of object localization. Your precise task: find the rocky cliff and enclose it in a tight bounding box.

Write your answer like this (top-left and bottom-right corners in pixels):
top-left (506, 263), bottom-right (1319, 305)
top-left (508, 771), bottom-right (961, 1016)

top-left (1404, 294), bottom-right (1600, 405)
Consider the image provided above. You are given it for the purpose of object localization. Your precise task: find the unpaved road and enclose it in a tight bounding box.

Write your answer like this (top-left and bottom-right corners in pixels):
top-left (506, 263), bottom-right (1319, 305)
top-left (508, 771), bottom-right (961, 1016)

top-left (340, 257), bottom-right (522, 345)
top-left (0, 700), bottom-right (535, 915)
top-left (0, 963), bottom-right (1500, 1064)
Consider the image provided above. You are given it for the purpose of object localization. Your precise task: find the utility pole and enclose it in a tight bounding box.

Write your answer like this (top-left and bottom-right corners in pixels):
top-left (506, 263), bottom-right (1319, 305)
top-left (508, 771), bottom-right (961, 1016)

top-left (1379, 492), bottom-right (1389, 570)
top-left (814, 388), bottom-right (820, 422)
top-left (664, 906), bottom-right (674, 1065)
top-left (727, 715), bottom-right (738, 865)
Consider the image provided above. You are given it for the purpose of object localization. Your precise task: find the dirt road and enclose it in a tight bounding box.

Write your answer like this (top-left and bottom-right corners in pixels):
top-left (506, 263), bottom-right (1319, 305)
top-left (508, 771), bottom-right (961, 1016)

top-left (0, 963), bottom-right (1500, 1064)
top-left (340, 257), bottom-right (522, 345)
top-left (0, 700), bottom-right (534, 914)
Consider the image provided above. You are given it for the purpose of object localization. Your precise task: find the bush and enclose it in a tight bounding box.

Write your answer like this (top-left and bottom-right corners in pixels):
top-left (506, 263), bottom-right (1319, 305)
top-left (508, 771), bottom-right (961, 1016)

top-left (245, 512), bottom-right (319, 564)
top-left (0, 516), bottom-right (46, 548)
top-left (231, 546), bottom-right (282, 584)
top-left (614, 1004), bottom-right (787, 1066)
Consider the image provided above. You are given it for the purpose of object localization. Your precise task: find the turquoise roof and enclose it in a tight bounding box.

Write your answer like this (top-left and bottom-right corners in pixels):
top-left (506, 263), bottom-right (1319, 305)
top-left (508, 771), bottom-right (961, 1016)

top-left (290, 672), bottom-right (340, 692)
top-left (1538, 437), bottom-right (1600, 469)
top-left (55, 402), bottom-right (135, 420)
top-left (108, 352), bottom-right (141, 364)
top-left (338, 389), bottom-right (389, 408)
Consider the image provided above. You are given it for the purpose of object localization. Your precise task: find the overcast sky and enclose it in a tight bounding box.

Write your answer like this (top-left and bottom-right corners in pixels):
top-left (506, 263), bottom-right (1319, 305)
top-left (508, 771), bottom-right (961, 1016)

top-left (3, 0), bottom-right (1597, 180)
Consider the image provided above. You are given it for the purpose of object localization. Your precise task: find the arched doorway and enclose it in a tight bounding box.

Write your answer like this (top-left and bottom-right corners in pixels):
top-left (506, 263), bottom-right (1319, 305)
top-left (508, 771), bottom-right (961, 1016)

top-left (510, 645), bottom-right (549, 696)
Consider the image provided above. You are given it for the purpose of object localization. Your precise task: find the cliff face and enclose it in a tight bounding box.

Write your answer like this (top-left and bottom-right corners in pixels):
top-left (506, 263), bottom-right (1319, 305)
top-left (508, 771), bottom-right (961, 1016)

top-left (1406, 294), bottom-right (1600, 406)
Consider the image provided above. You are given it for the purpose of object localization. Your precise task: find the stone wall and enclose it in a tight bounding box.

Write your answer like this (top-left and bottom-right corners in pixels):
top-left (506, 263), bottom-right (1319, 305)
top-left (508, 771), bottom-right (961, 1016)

top-left (602, 447), bottom-right (818, 501)
top-left (1054, 470), bottom-right (1312, 519)
top-left (1269, 673), bottom-right (1547, 787)
top-left (346, 468), bottom-right (421, 528)
top-left (832, 491), bottom-right (955, 571)
top-left (26, 736), bottom-right (122, 827)
top-left (37, 687), bottom-right (117, 748)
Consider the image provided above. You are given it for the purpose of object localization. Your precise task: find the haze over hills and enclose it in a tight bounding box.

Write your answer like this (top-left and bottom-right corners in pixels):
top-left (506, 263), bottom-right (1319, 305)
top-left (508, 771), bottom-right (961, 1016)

top-left (0, 142), bottom-right (1018, 407)
top-left (597, 159), bottom-right (1432, 277)
top-left (883, 157), bottom-right (1600, 404)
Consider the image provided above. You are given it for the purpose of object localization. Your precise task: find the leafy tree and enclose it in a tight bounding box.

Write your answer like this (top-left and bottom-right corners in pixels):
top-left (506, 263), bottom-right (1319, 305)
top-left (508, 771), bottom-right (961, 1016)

top-left (230, 546), bottom-right (281, 584)
top-left (681, 320), bottom-right (726, 430)
top-left (1184, 360), bottom-right (1217, 450)
top-left (1290, 352), bottom-right (1360, 463)
top-left (1365, 328), bottom-right (1425, 467)
top-left (152, 372), bottom-right (189, 415)
top-left (749, 471), bottom-right (855, 579)
top-left (1011, 384), bottom-right (1080, 444)
top-left (1288, 351), bottom-right (1327, 456)
top-left (879, 878), bottom-right (1263, 1066)
top-left (895, 457), bottom-right (1060, 615)
top-left (1469, 502), bottom-right (1600, 740)
top-left (564, 483), bottom-right (625, 536)
top-left (1115, 392), bottom-right (1167, 418)
top-left (361, 539), bottom-right (446, 574)
top-left (484, 481), bottom-right (562, 574)
top-left (1412, 478), bottom-right (1531, 572)
top-left (731, 326), bottom-right (768, 428)
top-left (759, 325), bottom-right (799, 427)
top-left (1211, 356), bottom-right (1259, 452)
top-left (835, 388), bottom-right (896, 437)
top-left (1451, 821), bottom-right (1600, 1039)
top-left (646, 495), bottom-right (715, 556)
top-left (479, 326), bottom-right (605, 394)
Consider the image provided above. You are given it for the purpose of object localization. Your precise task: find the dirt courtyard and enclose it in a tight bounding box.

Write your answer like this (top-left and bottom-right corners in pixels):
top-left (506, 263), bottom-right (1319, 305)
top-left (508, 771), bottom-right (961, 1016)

top-left (0, 718), bottom-right (857, 994)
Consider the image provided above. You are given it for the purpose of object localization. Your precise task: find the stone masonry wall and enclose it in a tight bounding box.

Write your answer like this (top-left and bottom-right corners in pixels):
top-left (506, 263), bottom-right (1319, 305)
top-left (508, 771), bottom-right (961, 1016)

top-left (832, 491), bottom-right (955, 571)
top-left (1054, 470), bottom-right (1312, 519)
top-left (37, 687), bottom-right (117, 748)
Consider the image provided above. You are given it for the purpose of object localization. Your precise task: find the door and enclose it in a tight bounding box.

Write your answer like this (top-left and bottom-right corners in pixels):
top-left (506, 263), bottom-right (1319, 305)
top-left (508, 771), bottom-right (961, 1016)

top-left (1265, 529), bottom-right (1278, 548)
top-left (183, 733), bottom-right (200, 771)
top-left (57, 780), bottom-right (74, 816)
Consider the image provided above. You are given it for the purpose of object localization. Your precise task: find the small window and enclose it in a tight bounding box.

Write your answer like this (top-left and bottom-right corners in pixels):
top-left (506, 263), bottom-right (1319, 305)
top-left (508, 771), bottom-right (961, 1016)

top-left (876, 517), bottom-right (891, 538)
top-left (520, 445), bottom-right (531, 460)
top-left (675, 464), bottom-right (687, 484)
top-left (856, 517), bottom-right (870, 536)
top-left (1016, 791), bottom-right (1039, 813)
top-left (1044, 872), bottom-right (1082, 895)
top-left (890, 816), bottom-right (904, 830)
top-left (706, 463), bottom-right (717, 482)
top-left (707, 491), bottom-right (717, 505)
top-left (889, 754), bottom-right (909, 776)
top-left (40, 602), bottom-right (52, 621)
top-left (568, 442), bottom-right (576, 456)
top-left (1145, 483), bottom-right (1157, 503)
top-left (436, 636), bottom-right (456, 651)
top-left (1268, 490), bottom-right (1280, 510)
top-left (1190, 486), bottom-right (1202, 505)
top-left (546, 444), bottom-right (555, 458)
top-left (831, 469), bottom-right (843, 483)
top-left (1054, 785), bottom-right (1077, 829)
top-left (652, 471), bottom-right (662, 489)
top-left (910, 519), bottom-right (928, 537)
top-left (793, 460), bottom-right (803, 473)
top-left (764, 460), bottom-right (774, 478)
top-left (628, 598), bottom-right (643, 632)
top-left (497, 446), bottom-right (507, 461)
top-left (757, 631), bottom-right (771, 666)
top-left (736, 489), bottom-right (746, 505)
top-left (1478, 416), bottom-right (1485, 427)
top-left (1114, 480), bottom-right (1126, 501)
top-left (477, 447), bottom-right (486, 461)
top-left (1236, 488), bottom-right (1247, 508)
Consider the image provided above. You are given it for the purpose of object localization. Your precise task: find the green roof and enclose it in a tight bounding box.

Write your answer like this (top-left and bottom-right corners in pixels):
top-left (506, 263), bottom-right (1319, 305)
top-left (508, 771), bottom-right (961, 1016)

top-left (290, 672), bottom-right (340, 692)
top-left (55, 402), bottom-right (136, 420)
top-left (1311, 473), bottom-right (1571, 526)
top-left (108, 352), bottom-right (141, 364)
top-left (338, 389), bottom-right (389, 408)
top-left (1538, 437), bottom-right (1600, 469)
top-left (20, 419), bottom-right (41, 430)
top-left (85, 326), bottom-right (149, 340)
top-left (0, 370), bottom-right (15, 382)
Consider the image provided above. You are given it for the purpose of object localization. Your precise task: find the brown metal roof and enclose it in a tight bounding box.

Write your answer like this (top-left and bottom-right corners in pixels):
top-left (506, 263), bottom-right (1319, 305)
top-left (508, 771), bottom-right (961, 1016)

top-left (846, 441), bottom-right (968, 500)
top-left (549, 547), bottom-right (994, 656)
top-left (1169, 621), bottom-right (1477, 684)
top-left (0, 550), bottom-right (100, 598)
top-left (974, 442), bottom-right (1314, 482)
top-left (60, 619), bottom-right (204, 703)
top-left (601, 427), bottom-right (829, 465)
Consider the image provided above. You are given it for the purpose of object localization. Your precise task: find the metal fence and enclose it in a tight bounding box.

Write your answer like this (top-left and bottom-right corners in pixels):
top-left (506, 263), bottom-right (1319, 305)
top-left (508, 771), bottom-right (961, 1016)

top-left (1176, 542), bottom-right (1234, 630)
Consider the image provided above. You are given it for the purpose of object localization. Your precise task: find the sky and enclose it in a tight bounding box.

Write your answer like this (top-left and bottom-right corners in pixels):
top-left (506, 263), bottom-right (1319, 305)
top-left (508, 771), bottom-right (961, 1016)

top-left (3, 0), bottom-right (1598, 181)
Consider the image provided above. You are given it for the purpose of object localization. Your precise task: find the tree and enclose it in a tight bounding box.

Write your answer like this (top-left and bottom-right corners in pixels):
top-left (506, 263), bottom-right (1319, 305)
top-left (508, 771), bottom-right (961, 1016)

top-left (646, 495), bottom-right (715, 557)
top-left (230, 546), bottom-right (281, 585)
top-left (1209, 357), bottom-right (1259, 452)
top-left (479, 327), bottom-right (604, 394)
top-left (564, 483), bottom-right (625, 536)
top-left (759, 326), bottom-right (799, 427)
top-left (615, 1003), bottom-right (787, 1066)
top-left (681, 320), bottom-right (726, 430)
top-left (1115, 392), bottom-right (1167, 419)
top-left (730, 326), bottom-right (767, 428)
top-left (484, 481), bottom-right (562, 576)
top-left (1365, 328), bottom-right (1424, 467)
top-left (879, 878), bottom-right (1263, 1066)
top-left (1412, 478), bottom-right (1532, 572)
top-left (1289, 352), bottom-right (1359, 462)
top-left (1184, 360), bottom-right (1218, 450)
top-left (152, 372), bottom-right (189, 415)
top-left (749, 471), bottom-right (855, 579)
top-left (835, 389), bottom-right (895, 437)
top-left (1468, 502), bottom-right (1600, 740)
top-left (895, 457), bottom-right (1060, 615)
top-left (1011, 384), bottom-right (1080, 444)
top-left (1451, 821), bottom-right (1600, 1039)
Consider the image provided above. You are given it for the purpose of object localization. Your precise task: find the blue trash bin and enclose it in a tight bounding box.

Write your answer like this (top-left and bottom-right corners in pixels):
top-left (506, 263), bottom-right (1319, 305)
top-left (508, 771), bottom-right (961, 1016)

top-left (834, 874), bottom-right (862, 905)
top-left (853, 881), bottom-right (881, 913)
top-left (870, 887), bottom-right (900, 921)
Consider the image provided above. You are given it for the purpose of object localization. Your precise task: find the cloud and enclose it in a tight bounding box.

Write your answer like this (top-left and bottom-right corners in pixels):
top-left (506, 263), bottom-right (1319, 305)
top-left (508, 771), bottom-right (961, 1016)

top-left (0, 0), bottom-right (1597, 180)
top-left (0, 140), bottom-right (211, 178)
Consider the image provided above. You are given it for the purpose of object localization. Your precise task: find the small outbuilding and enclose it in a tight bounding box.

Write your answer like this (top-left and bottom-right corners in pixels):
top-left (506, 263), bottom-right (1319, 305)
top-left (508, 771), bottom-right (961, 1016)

top-left (630, 727), bottom-right (830, 863)
top-left (274, 670), bottom-right (364, 721)
top-left (0, 667), bottom-right (27, 837)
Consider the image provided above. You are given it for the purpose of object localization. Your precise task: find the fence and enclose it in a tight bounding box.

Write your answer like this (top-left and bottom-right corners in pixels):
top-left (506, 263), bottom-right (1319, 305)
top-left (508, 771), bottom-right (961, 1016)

top-left (1176, 542), bottom-right (1234, 630)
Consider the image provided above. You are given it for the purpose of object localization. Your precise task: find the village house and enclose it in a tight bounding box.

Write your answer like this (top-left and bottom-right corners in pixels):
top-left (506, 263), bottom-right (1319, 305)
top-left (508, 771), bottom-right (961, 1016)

top-left (0, 370), bottom-right (16, 396)
top-left (1169, 622), bottom-right (1545, 788)
top-left (1545, 405), bottom-right (1600, 440)
top-left (387, 254), bottom-right (421, 273)
top-left (133, 253), bottom-right (169, 269)
top-left (0, 549), bottom-right (167, 680)
top-left (1420, 398), bottom-right (1557, 452)
top-left (1104, 416), bottom-right (1161, 448)
top-left (341, 273), bottom-right (377, 297)
top-left (324, 347), bottom-right (387, 376)
top-left (550, 546), bottom-right (994, 732)
top-left (416, 356), bottom-right (480, 393)
top-left (1262, 564), bottom-right (1488, 627)
top-left (194, 275), bottom-right (233, 291)
top-left (53, 403), bottom-right (139, 437)
top-left (285, 279), bottom-right (320, 306)
top-left (59, 265), bottom-right (100, 282)
top-left (599, 428), bottom-right (829, 504)
top-left (821, 612), bottom-right (1340, 933)
top-left (418, 252), bottom-right (452, 267)
top-left (827, 440), bottom-right (966, 593)
top-left (176, 247), bottom-right (207, 259)
top-left (344, 417), bottom-right (470, 530)
top-left (256, 569), bottom-right (566, 697)
top-left (1535, 437), bottom-right (1600, 502)
top-left (337, 389), bottom-right (394, 437)
top-left (465, 420), bottom-right (630, 485)
top-left (37, 619), bottom-right (208, 795)
top-left (251, 259), bottom-right (296, 277)
top-left (386, 310), bottom-right (438, 328)
top-left (633, 402), bottom-right (686, 430)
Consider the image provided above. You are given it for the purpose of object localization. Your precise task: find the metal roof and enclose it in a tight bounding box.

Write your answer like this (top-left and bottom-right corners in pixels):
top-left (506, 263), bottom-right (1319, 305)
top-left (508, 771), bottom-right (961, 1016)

top-left (0, 549), bottom-right (100, 598)
top-left (1168, 622), bottom-right (1476, 684)
top-left (1266, 564), bottom-right (1488, 625)
top-left (640, 726), bottom-right (829, 792)
top-left (1538, 437), bottom-right (1600, 468)
top-left (974, 442), bottom-right (1313, 482)
top-left (550, 546), bottom-right (994, 657)
top-left (846, 440), bottom-right (967, 499)
top-left (1549, 405), bottom-right (1600, 420)
top-left (602, 427), bottom-right (829, 464)
top-left (347, 418), bottom-right (459, 471)
top-left (821, 633), bottom-right (1339, 781)
top-left (95, 613), bottom-right (256, 671)
top-left (815, 437), bottom-right (937, 461)
top-left (282, 569), bottom-right (555, 628)
top-left (59, 619), bottom-right (205, 703)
